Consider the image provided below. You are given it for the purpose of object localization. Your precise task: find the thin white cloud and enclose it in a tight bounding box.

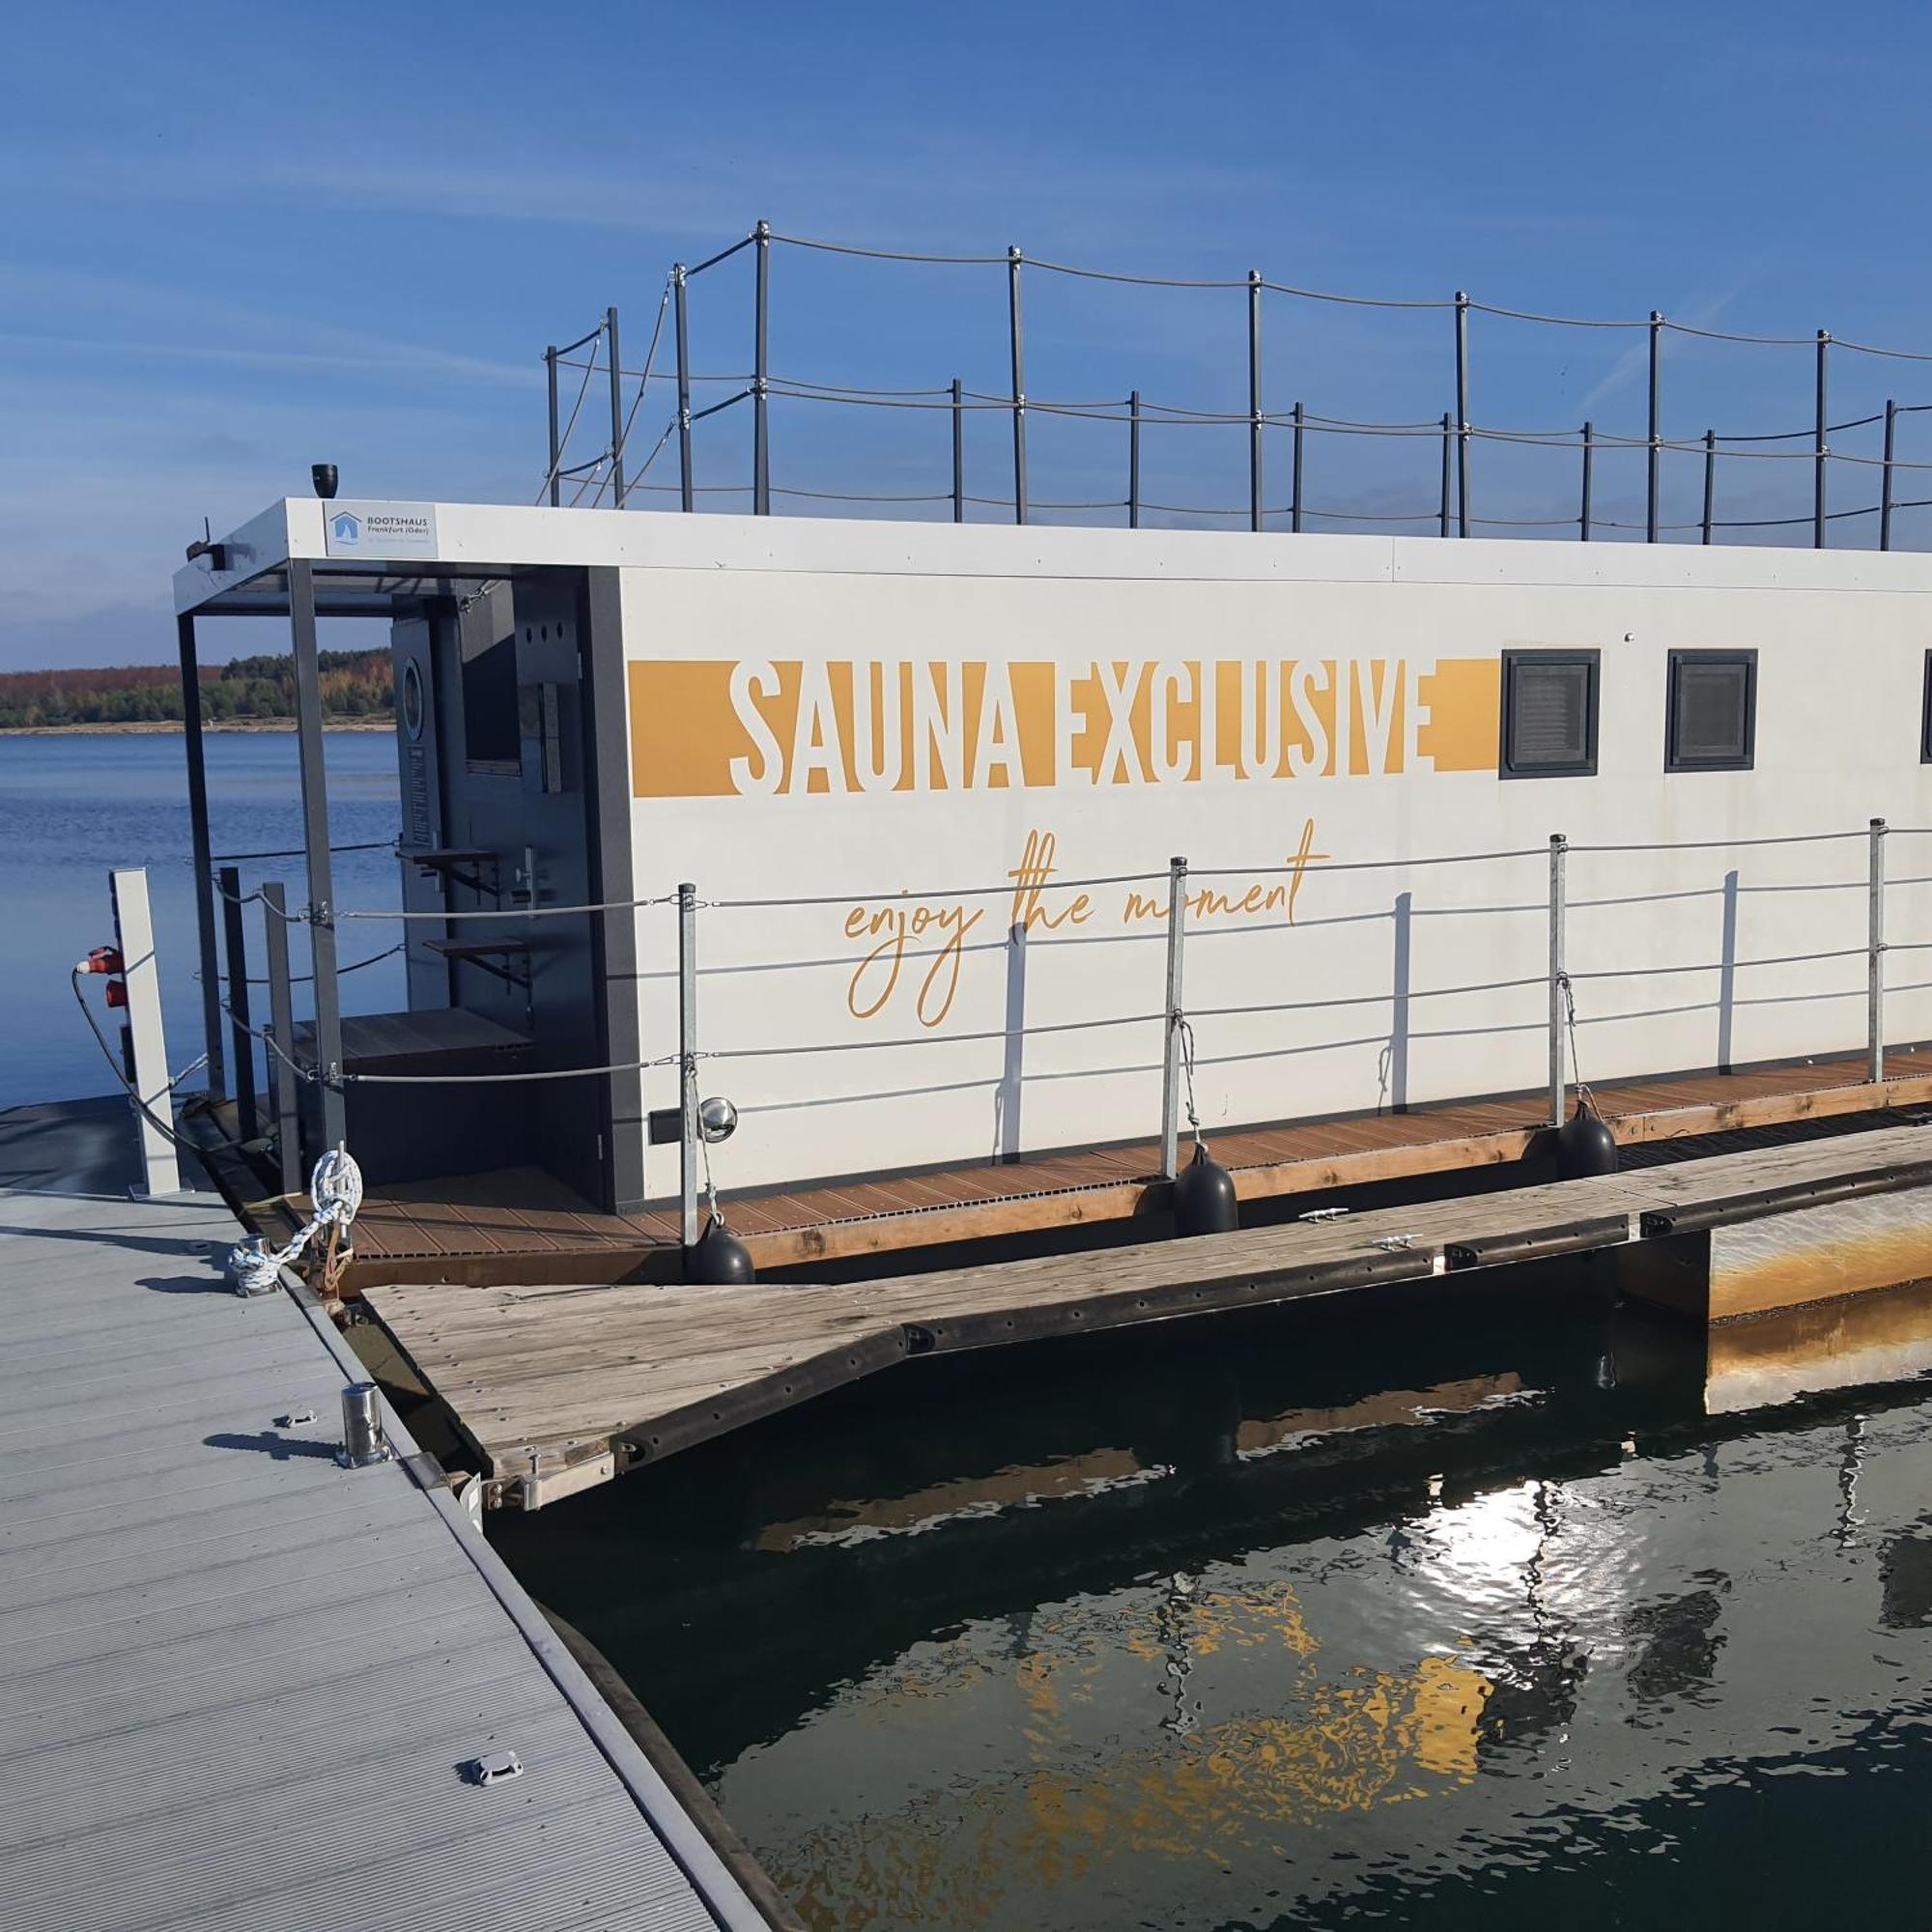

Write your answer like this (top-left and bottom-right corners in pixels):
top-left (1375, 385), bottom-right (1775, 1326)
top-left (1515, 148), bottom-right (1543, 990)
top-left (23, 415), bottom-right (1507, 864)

top-left (1577, 291), bottom-right (1741, 412)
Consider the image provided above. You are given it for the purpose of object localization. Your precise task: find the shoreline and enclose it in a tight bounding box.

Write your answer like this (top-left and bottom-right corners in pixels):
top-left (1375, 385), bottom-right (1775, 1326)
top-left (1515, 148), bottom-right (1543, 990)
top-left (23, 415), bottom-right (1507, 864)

top-left (0, 717), bottom-right (394, 736)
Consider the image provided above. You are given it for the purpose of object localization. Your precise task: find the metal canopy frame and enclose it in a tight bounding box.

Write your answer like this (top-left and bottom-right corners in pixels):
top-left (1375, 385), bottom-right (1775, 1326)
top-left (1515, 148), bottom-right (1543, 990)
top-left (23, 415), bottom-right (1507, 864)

top-left (174, 553), bottom-right (518, 1160)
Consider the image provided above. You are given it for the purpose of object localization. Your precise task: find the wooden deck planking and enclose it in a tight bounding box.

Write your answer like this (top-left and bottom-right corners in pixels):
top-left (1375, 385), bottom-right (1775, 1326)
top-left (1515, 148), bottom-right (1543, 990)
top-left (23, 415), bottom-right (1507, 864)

top-left (365, 1121), bottom-right (1932, 1505)
top-left (297, 1045), bottom-right (1932, 1287)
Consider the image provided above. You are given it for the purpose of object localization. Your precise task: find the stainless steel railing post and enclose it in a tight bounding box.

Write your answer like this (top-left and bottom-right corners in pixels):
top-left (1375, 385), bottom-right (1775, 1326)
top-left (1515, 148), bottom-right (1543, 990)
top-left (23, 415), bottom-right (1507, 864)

top-left (1869, 817), bottom-right (1887, 1085)
top-left (218, 865), bottom-right (258, 1143)
top-left (1160, 857), bottom-right (1188, 1179)
top-left (261, 879), bottom-right (301, 1197)
top-left (1548, 834), bottom-right (1568, 1126)
top-left (678, 882), bottom-right (700, 1247)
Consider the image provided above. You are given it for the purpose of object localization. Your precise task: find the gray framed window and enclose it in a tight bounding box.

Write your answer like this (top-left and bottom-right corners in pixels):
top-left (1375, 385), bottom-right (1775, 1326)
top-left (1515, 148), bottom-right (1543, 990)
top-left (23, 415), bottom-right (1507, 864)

top-left (1501, 649), bottom-right (1599, 779)
top-left (1665, 649), bottom-right (1755, 773)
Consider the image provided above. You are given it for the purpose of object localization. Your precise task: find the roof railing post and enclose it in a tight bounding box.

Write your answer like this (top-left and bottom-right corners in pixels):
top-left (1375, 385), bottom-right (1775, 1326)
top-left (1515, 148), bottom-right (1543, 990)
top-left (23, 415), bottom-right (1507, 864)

top-left (1159, 856), bottom-right (1188, 1181)
top-left (952, 377), bottom-right (965, 525)
top-left (1247, 270), bottom-right (1264, 533)
top-left (1439, 412), bottom-right (1452, 538)
top-left (1881, 399), bottom-right (1897, 552)
top-left (606, 306), bottom-right (624, 506)
top-left (1814, 328), bottom-right (1831, 551)
top-left (545, 345), bottom-right (561, 507)
top-left (1128, 388), bottom-right (1141, 530)
top-left (753, 221), bottom-right (771, 516)
top-left (1008, 246), bottom-right (1028, 526)
top-left (673, 266), bottom-right (694, 513)
top-left (1646, 311), bottom-right (1662, 543)
top-left (1291, 400), bottom-right (1305, 534)
top-left (1702, 430), bottom-right (1717, 545)
top-left (1579, 421), bottom-right (1594, 542)
top-left (1455, 292), bottom-right (1471, 537)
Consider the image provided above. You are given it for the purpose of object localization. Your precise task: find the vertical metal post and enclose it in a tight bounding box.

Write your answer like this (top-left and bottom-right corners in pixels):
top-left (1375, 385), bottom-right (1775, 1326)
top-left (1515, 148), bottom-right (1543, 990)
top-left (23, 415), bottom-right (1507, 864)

top-left (1128, 388), bottom-right (1141, 529)
top-left (1548, 833), bottom-right (1568, 1126)
top-left (1646, 311), bottom-right (1662, 543)
top-left (1247, 270), bottom-right (1264, 532)
top-left (1579, 421), bottom-right (1594, 541)
top-left (176, 612), bottom-right (224, 1099)
top-left (1008, 246), bottom-right (1028, 525)
top-left (1291, 401), bottom-right (1305, 534)
top-left (673, 266), bottom-right (693, 513)
top-left (545, 346), bottom-right (561, 507)
top-left (677, 881), bottom-right (699, 1246)
top-left (108, 867), bottom-right (179, 1198)
top-left (1881, 399), bottom-right (1897, 553)
top-left (1702, 430), bottom-right (1717, 545)
top-left (951, 378), bottom-right (965, 524)
top-left (1159, 856), bottom-right (1187, 1181)
top-left (999, 921), bottom-right (1027, 1160)
top-left (262, 880), bottom-right (301, 1198)
top-left (1718, 869), bottom-right (1739, 1073)
top-left (753, 220), bottom-right (770, 516)
top-left (606, 306), bottom-right (624, 507)
top-left (1869, 817), bottom-right (1887, 1085)
top-left (1388, 891), bottom-right (1411, 1113)
top-left (1814, 328), bottom-right (1831, 551)
top-left (1439, 412), bottom-right (1452, 538)
top-left (288, 559), bottom-right (345, 1151)
top-left (218, 866), bottom-right (258, 1143)
top-left (1454, 292), bottom-right (1471, 537)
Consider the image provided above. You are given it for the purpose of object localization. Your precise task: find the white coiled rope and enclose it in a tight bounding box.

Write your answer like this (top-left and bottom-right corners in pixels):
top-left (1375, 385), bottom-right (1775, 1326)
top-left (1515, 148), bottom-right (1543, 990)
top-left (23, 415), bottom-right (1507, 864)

top-left (227, 1145), bottom-right (363, 1297)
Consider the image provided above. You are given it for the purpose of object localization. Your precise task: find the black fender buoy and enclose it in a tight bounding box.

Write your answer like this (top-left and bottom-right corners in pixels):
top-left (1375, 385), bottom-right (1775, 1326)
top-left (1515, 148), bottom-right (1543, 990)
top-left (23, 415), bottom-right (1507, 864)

top-left (683, 1213), bottom-right (756, 1285)
top-left (1556, 1096), bottom-right (1619, 1179)
top-left (1172, 1143), bottom-right (1240, 1237)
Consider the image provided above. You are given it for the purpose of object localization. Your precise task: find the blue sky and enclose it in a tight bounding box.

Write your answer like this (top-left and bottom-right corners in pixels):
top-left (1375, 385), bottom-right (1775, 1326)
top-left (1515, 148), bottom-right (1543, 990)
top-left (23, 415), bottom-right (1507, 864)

top-left (6, 0), bottom-right (1932, 668)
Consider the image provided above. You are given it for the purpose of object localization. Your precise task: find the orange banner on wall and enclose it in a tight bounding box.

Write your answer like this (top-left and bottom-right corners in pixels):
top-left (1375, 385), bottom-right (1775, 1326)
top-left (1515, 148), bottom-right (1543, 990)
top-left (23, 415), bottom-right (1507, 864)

top-left (630, 656), bottom-right (1499, 798)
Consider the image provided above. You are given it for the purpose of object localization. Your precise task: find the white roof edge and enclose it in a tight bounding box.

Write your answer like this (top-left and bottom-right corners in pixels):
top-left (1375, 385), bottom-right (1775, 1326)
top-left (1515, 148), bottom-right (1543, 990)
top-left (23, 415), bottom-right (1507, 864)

top-left (171, 499), bottom-right (296, 613)
top-left (172, 497), bottom-right (1932, 608)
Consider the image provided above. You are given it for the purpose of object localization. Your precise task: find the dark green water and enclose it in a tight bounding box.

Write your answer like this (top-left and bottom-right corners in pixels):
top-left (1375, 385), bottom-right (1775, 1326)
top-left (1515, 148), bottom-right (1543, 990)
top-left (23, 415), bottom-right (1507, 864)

top-left (497, 1264), bottom-right (1932, 1929)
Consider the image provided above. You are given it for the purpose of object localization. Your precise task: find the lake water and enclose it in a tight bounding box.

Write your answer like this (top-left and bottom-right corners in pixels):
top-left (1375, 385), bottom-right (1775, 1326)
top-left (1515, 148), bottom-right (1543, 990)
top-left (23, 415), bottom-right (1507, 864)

top-left (15, 733), bottom-right (1932, 1929)
top-left (0, 732), bottom-right (402, 1112)
top-left (498, 1265), bottom-right (1932, 1929)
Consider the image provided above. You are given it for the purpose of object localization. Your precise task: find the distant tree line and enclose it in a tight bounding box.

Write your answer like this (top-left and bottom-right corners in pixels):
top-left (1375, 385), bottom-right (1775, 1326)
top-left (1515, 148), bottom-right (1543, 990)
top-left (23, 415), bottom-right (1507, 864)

top-left (0, 651), bottom-right (394, 727)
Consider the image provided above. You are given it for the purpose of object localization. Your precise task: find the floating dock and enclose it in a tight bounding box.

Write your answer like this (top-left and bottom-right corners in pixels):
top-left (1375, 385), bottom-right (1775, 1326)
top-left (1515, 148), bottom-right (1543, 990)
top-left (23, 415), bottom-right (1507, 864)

top-left (270, 1046), bottom-right (1932, 1291)
top-left (0, 1098), bottom-right (772, 1931)
top-left (365, 1119), bottom-right (1932, 1508)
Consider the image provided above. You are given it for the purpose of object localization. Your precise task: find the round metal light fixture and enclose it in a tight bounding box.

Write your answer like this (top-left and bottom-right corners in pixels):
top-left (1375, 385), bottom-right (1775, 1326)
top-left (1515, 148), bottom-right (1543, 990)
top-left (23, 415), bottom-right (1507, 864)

top-left (697, 1095), bottom-right (739, 1144)
top-left (312, 463), bottom-right (339, 500)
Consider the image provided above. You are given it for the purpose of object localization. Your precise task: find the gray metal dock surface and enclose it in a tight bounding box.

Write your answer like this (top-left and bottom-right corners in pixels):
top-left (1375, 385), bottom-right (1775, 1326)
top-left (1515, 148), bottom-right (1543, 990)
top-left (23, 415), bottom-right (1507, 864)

top-left (0, 1097), bottom-right (763, 1932)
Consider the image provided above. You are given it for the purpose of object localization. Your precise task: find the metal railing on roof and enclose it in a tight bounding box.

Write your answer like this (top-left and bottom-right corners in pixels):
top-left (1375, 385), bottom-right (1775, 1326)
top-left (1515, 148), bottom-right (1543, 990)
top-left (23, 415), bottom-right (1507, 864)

top-left (541, 225), bottom-right (1932, 552)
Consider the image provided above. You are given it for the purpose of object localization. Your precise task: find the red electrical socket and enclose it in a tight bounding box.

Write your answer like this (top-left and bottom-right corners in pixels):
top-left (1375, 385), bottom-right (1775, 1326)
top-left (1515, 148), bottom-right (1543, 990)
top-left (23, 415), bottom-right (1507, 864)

top-left (82, 947), bottom-right (124, 976)
top-left (104, 980), bottom-right (128, 1009)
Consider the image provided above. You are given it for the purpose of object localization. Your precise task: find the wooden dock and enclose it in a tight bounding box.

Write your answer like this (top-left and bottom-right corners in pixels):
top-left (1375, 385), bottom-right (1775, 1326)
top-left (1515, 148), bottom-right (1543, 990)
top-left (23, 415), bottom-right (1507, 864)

top-left (0, 1097), bottom-right (772, 1931)
top-left (364, 1120), bottom-right (1932, 1509)
top-left (277, 1044), bottom-right (1932, 1291)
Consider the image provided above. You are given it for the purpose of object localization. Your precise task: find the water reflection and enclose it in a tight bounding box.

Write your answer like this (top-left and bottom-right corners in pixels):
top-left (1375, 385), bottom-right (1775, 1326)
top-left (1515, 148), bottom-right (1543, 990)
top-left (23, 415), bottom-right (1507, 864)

top-left (497, 1262), bottom-right (1932, 1929)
